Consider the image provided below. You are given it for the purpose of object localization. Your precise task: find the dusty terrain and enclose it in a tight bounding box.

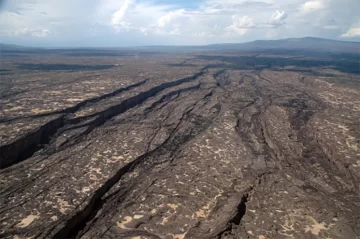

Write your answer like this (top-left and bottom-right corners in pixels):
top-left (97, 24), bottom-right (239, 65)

top-left (0, 47), bottom-right (359, 239)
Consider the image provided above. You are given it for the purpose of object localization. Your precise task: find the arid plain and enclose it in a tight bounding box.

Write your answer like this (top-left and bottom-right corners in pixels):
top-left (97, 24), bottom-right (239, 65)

top-left (1, 40), bottom-right (360, 239)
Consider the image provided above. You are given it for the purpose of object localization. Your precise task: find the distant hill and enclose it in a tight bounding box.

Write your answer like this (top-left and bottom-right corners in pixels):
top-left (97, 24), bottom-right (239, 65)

top-left (0, 43), bottom-right (42, 50)
top-left (205, 37), bottom-right (360, 54)
top-left (0, 43), bottom-right (44, 54)
top-left (1, 37), bottom-right (359, 56)
top-left (0, 43), bottom-right (26, 49)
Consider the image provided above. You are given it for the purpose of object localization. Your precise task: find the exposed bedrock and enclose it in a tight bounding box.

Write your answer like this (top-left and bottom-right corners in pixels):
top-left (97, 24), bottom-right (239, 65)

top-left (0, 67), bottom-right (359, 239)
top-left (0, 69), bottom-right (206, 169)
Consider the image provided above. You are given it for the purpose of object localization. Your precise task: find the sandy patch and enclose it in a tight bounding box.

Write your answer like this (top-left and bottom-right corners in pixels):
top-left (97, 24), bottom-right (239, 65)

top-left (305, 216), bottom-right (333, 236)
top-left (117, 216), bottom-right (132, 229)
top-left (16, 214), bottom-right (40, 228)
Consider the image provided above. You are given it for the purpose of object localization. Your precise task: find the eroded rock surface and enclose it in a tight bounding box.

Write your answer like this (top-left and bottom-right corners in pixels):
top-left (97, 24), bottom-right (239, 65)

top-left (0, 52), bottom-right (359, 239)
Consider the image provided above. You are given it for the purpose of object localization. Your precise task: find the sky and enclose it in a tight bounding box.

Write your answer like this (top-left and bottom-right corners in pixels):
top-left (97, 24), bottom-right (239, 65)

top-left (0, 0), bottom-right (359, 47)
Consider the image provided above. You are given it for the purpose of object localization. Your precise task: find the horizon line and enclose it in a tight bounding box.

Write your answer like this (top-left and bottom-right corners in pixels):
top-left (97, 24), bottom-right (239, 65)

top-left (1, 36), bottom-right (360, 49)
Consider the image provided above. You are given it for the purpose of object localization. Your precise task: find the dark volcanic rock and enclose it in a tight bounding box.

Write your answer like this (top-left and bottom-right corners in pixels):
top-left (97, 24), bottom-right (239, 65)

top-left (0, 51), bottom-right (359, 239)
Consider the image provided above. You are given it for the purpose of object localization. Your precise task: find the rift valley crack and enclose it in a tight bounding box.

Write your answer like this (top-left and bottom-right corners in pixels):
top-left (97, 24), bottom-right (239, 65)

top-left (0, 38), bottom-right (360, 239)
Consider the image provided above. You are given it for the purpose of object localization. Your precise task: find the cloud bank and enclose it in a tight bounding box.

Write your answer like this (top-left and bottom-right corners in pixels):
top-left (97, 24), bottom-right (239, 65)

top-left (0, 0), bottom-right (359, 46)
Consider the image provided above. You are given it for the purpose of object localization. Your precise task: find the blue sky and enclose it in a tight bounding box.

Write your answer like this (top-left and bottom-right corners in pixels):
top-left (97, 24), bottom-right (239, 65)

top-left (1, 0), bottom-right (359, 47)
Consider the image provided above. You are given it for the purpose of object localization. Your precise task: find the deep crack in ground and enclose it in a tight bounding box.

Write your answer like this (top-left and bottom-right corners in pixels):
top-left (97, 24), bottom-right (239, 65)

top-left (1, 51), bottom-right (359, 239)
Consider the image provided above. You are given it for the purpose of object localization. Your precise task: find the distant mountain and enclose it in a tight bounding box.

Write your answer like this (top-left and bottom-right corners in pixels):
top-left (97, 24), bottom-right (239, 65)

top-left (0, 43), bottom-right (25, 49)
top-left (0, 43), bottom-right (44, 54)
top-left (0, 43), bottom-right (42, 50)
top-left (1, 37), bottom-right (359, 55)
top-left (206, 37), bottom-right (360, 54)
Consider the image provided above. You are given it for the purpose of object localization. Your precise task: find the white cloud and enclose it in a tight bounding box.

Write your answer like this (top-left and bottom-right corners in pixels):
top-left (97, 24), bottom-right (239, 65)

top-left (268, 10), bottom-right (288, 27)
top-left (226, 15), bottom-right (254, 35)
top-left (5, 28), bottom-right (50, 37)
top-left (157, 10), bottom-right (185, 28)
top-left (227, 10), bottom-right (288, 34)
top-left (227, 27), bottom-right (249, 36)
top-left (341, 27), bottom-right (360, 38)
top-left (300, 0), bottom-right (326, 14)
top-left (232, 15), bottom-right (256, 29)
top-left (140, 27), bottom-right (148, 35)
top-left (169, 27), bottom-right (181, 36)
top-left (0, 0), bottom-right (98, 40)
top-left (31, 29), bottom-right (50, 37)
top-left (111, 0), bottom-right (132, 30)
top-left (0, 0), bottom-right (359, 46)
